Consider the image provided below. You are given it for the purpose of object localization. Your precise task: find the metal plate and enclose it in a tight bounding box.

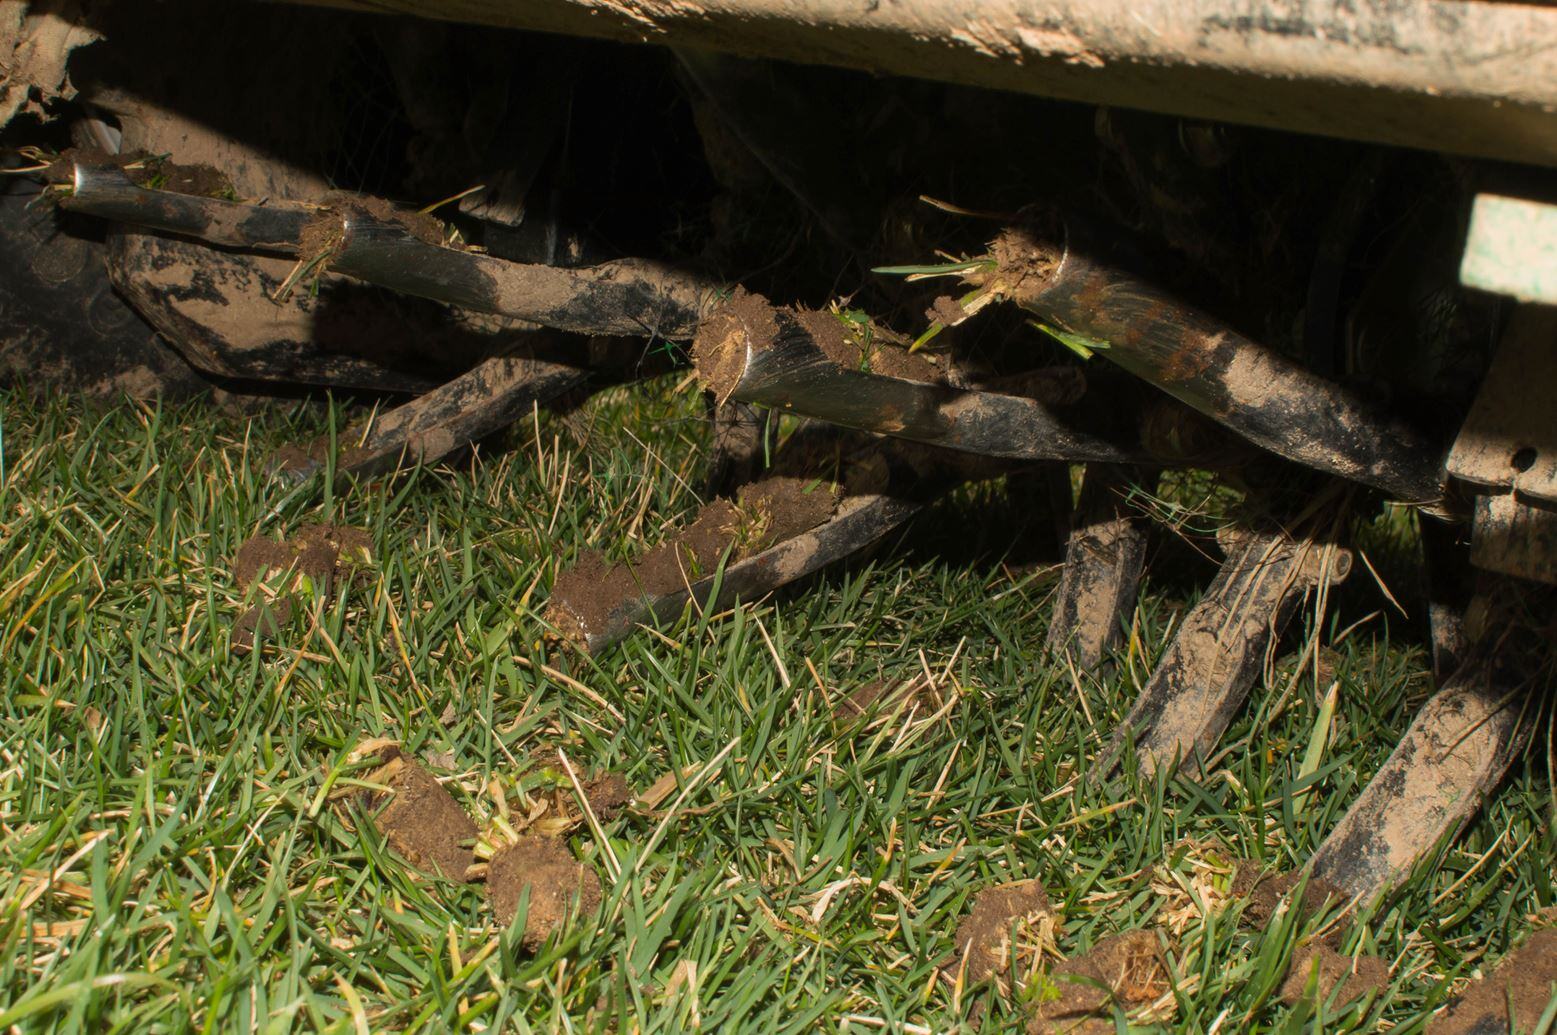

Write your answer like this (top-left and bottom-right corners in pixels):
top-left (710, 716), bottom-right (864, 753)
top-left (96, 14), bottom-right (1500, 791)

top-left (1460, 194), bottom-right (1557, 306)
top-left (1446, 305), bottom-right (1557, 506)
top-left (1470, 493), bottom-right (1557, 586)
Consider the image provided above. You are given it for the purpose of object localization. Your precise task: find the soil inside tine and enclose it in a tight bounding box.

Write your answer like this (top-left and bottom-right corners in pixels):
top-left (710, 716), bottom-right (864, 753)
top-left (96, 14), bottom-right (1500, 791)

top-left (1046, 463), bottom-right (1154, 670)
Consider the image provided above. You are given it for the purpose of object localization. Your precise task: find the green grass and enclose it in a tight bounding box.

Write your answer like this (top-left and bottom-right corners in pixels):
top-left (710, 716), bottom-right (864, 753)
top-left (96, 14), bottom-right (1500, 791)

top-left (0, 380), bottom-right (1551, 1033)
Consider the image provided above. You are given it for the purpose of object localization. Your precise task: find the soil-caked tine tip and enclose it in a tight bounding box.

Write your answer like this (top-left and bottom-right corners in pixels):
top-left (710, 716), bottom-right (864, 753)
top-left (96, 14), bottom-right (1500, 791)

top-left (691, 288), bottom-right (778, 406)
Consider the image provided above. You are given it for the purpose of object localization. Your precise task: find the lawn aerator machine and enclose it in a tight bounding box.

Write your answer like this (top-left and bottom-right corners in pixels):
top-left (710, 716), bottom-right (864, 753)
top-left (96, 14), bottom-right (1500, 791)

top-left (3, 0), bottom-right (1555, 1027)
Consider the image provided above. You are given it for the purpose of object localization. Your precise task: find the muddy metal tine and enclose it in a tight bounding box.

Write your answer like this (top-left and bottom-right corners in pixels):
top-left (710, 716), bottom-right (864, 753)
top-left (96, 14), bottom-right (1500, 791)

top-left (274, 346), bottom-right (594, 484)
top-left (559, 491), bottom-right (928, 655)
top-left (63, 163), bottom-right (309, 247)
top-left (1101, 519), bottom-right (1354, 777)
top-left (705, 399), bottom-right (772, 497)
top-left (692, 292), bottom-right (1142, 465)
top-left (1046, 464), bottom-right (1153, 669)
top-left (549, 430), bottom-right (989, 654)
top-left (1310, 599), bottom-right (1540, 902)
top-left (1419, 514), bottom-right (1476, 684)
top-left (990, 216), bottom-right (1445, 502)
top-left (63, 164), bottom-right (718, 338)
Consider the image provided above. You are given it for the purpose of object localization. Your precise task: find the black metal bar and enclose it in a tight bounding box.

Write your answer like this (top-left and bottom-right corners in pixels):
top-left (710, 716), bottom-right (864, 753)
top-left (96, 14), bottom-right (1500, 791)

top-left (693, 293), bottom-right (1143, 465)
top-left (993, 218), bottom-right (1445, 501)
top-left (274, 347), bottom-right (592, 483)
top-left (65, 163), bottom-right (310, 252)
top-left (63, 164), bottom-right (718, 338)
top-left (1046, 464), bottom-right (1152, 669)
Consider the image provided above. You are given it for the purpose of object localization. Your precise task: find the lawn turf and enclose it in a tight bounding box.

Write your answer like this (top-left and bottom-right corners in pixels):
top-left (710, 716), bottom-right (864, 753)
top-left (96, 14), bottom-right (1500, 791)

top-left (0, 380), bottom-right (1552, 1033)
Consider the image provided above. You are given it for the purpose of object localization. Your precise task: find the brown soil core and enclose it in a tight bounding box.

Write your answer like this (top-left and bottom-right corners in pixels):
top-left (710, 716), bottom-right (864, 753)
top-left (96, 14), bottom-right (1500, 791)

top-left (579, 772), bottom-right (632, 822)
top-left (334, 194), bottom-right (446, 246)
top-left (1427, 928), bottom-right (1557, 1035)
top-left (1028, 929), bottom-right (1169, 1033)
top-left (927, 295), bottom-right (968, 326)
top-left (547, 475), bottom-right (839, 645)
top-left (794, 308), bottom-right (944, 385)
top-left (834, 678), bottom-right (889, 720)
top-left (230, 524), bottom-right (372, 651)
top-left (487, 836), bottom-right (603, 949)
top-left (365, 757), bottom-right (477, 882)
top-left (1279, 943), bottom-right (1388, 1007)
top-left (1228, 864), bottom-right (1346, 930)
top-left (953, 879), bottom-right (1055, 983)
top-left (46, 147), bottom-right (235, 198)
top-left (692, 287), bottom-right (777, 403)
top-left (972, 216), bottom-right (1063, 303)
top-left (297, 210), bottom-right (348, 268)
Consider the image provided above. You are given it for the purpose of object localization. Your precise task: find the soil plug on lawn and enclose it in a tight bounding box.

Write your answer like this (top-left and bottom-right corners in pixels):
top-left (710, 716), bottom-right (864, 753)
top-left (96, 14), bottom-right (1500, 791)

top-left (363, 754), bottom-right (479, 883)
top-left (486, 836), bottom-right (603, 951)
top-left (230, 524), bottom-right (373, 653)
top-left (1026, 930), bottom-right (1173, 1034)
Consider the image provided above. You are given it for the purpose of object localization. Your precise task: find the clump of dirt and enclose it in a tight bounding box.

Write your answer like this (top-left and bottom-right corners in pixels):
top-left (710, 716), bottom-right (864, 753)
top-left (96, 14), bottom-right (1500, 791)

top-left (234, 524), bottom-right (373, 588)
top-left (44, 147), bottom-right (235, 198)
top-left (736, 475), bottom-right (840, 548)
top-left (547, 499), bottom-right (742, 644)
top-left (364, 756), bottom-right (478, 882)
top-left (335, 194), bottom-right (446, 247)
top-left (271, 433), bottom-right (374, 478)
top-left (1228, 864), bottom-right (1346, 929)
top-left (1279, 943), bottom-right (1388, 1007)
top-left (296, 209), bottom-right (348, 270)
top-left (1427, 928), bottom-right (1557, 1035)
top-left (548, 476), bottom-right (839, 645)
top-left (487, 836), bottom-right (603, 949)
top-left (793, 307), bottom-right (944, 385)
top-left (927, 295), bottom-right (968, 326)
top-left (832, 675), bottom-right (936, 723)
top-left (230, 524), bottom-right (373, 652)
top-left (1027, 929), bottom-right (1170, 1034)
top-left (834, 677), bottom-right (890, 720)
top-left (578, 771), bottom-right (632, 822)
top-left (692, 286), bottom-right (779, 404)
top-left (952, 879), bottom-right (1057, 984)
top-left (970, 216), bottom-right (1063, 303)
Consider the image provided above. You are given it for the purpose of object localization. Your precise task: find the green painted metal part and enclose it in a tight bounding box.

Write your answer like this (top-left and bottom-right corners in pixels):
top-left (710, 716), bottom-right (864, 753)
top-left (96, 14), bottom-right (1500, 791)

top-left (1460, 194), bottom-right (1557, 305)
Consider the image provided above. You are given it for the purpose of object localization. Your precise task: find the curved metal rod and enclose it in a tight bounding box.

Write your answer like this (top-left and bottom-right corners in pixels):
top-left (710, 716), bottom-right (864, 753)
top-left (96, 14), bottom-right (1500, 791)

top-left (693, 295), bottom-right (1143, 464)
top-left (65, 162), bottom-right (310, 250)
top-left (62, 164), bottom-right (718, 338)
top-left (992, 217), bottom-right (1445, 501)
